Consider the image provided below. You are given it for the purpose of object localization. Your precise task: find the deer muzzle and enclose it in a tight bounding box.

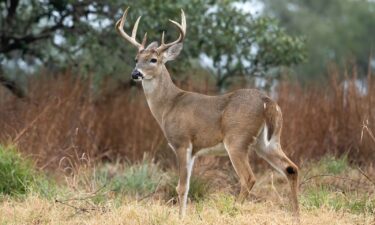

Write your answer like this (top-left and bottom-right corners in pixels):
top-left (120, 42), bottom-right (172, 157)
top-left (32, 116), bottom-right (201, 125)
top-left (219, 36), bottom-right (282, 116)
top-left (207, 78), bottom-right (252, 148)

top-left (131, 69), bottom-right (144, 80)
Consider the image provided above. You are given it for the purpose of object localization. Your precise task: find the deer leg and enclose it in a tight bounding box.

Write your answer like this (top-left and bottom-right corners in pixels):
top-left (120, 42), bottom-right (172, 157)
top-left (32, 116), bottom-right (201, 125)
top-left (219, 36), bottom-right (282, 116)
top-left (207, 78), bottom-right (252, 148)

top-left (255, 144), bottom-right (300, 216)
top-left (174, 143), bottom-right (195, 218)
top-left (224, 141), bottom-right (256, 203)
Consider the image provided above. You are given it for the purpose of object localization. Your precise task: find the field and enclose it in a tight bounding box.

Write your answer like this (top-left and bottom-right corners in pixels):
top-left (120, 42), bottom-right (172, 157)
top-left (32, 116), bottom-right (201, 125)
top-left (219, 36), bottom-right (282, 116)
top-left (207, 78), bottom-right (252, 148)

top-left (0, 151), bottom-right (374, 225)
top-left (0, 67), bottom-right (374, 224)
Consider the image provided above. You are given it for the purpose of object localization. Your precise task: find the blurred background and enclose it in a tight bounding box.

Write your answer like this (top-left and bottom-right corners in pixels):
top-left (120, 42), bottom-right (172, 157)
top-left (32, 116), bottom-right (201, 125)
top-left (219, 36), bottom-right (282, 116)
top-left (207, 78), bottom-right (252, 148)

top-left (0, 0), bottom-right (374, 178)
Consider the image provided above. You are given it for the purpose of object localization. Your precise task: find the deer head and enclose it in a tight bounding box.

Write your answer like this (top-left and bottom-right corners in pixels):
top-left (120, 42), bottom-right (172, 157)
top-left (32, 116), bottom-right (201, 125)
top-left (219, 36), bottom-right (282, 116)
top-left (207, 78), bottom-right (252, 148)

top-left (115, 7), bottom-right (186, 81)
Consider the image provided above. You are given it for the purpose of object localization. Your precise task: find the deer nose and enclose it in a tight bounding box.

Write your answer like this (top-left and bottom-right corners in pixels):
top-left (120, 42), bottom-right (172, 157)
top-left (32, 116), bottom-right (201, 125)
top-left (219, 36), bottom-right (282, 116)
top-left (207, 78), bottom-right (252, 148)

top-left (131, 69), bottom-right (143, 80)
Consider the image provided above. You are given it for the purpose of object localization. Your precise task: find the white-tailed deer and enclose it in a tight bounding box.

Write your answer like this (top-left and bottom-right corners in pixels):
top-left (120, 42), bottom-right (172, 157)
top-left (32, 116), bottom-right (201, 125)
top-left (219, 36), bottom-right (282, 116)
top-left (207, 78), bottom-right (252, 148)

top-left (116, 7), bottom-right (299, 218)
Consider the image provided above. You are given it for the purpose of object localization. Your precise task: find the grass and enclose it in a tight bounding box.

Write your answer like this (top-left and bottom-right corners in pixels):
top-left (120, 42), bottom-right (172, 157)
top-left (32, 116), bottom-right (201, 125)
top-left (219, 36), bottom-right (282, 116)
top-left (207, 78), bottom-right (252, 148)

top-left (301, 185), bottom-right (375, 214)
top-left (0, 156), bottom-right (373, 224)
top-left (0, 194), bottom-right (372, 225)
top-left (0, 70), bottom-right (374, 170)
top-left (0, 145), bottom-right (374, 224)
top-left (318, 154), bottom-right (349, 175)
top-left (166, 175), bottom-right (211, 202)
top-left (0, 145), bottom-right (55, 197)
top-left (0, 157), bottom-right (374, 224)
top-left (103, 160), bottom-right (164, 197)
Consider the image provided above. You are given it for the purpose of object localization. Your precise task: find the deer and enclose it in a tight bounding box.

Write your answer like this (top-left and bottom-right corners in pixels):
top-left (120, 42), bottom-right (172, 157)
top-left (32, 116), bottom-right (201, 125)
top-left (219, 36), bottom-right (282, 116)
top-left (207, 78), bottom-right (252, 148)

top-left (115, 7), bottom-right (300, 219)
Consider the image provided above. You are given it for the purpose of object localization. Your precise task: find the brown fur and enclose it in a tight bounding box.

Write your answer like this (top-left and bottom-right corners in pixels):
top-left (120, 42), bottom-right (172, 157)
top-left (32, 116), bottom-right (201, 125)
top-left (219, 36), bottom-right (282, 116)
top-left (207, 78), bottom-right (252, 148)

top-left (116, 8), bottom-right (299, 219)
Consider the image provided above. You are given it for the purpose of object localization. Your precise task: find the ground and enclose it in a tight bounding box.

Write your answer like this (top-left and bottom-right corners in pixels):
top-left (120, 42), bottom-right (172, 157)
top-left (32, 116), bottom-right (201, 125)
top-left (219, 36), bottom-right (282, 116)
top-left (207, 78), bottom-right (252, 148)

top-left (0, 195), bottom-right (372, 225)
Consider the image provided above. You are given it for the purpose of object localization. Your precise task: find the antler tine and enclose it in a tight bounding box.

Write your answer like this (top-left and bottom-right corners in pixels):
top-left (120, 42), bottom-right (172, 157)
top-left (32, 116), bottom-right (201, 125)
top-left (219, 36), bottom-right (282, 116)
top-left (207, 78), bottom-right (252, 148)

top-left (132, 16), bottom-right (141, 39)
top-left (157, 9), bottom-right (186, 53)
top-left (141, 32), bottom-right (148, 47)
top-left (115, 7), bottom-right (144, 50)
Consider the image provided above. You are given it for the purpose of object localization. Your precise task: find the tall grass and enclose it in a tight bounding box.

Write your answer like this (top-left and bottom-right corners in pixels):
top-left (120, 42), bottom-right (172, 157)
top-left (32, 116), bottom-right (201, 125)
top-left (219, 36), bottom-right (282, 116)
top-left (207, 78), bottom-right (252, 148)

top-left (0, 66), bottom-right (373, 171)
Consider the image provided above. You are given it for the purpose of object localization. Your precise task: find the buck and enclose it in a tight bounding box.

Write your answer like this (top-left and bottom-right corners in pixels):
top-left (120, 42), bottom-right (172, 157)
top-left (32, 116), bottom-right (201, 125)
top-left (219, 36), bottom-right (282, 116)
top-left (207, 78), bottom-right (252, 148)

top-left (115, 7), bottom-right (300, 218)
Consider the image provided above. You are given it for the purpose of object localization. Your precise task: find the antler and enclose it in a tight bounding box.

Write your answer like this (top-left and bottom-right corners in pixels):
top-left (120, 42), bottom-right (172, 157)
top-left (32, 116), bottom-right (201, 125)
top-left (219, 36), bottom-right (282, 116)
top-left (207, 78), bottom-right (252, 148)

top-left (115, 7), bottom-right (147, 50)
top-left (156, 9), bottom-right (186, 53)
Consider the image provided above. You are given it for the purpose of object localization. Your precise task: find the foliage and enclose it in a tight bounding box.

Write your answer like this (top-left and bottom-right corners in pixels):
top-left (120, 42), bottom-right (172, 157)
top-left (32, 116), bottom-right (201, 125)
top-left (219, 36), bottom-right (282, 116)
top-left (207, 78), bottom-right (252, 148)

top-left (307, 155), bottom-right (350, 176)
top-left (208, 194), bottom-right (239, 217)
top-left (199, 4), bottom-right (306, 88)
top-left (301, 185), bottom-right (375, 214)
top-left (263, 0), bottom-right (375, 79)
top-left (95, 160), bottom-right (164, 198)
top-left (111, 161), bottom-right (163, 196)
top-left (0, 0), bottom-right (306, 91)
top-left (166, 174), bottom-right (211, 202)
top-left (0, 145), bottom-right (54, 197)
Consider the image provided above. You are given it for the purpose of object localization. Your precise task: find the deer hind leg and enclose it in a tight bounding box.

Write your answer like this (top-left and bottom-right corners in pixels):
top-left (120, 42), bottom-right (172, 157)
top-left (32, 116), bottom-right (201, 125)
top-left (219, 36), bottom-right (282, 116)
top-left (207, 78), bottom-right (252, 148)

top-left (255, 139), bottom-right (300, 215)
top-left (224, 140), bottom-right (256, 203)
top-left (173, 142), bottom-right (195, 218)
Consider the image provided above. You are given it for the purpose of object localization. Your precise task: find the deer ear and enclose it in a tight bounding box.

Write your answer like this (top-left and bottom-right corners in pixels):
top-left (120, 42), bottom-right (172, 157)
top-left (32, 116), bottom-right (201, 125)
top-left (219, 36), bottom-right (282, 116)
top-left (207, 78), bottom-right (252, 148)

top-left (163, 43), bottom-right (183, 62)
top-left (146, 41), bottom-right (159, 50)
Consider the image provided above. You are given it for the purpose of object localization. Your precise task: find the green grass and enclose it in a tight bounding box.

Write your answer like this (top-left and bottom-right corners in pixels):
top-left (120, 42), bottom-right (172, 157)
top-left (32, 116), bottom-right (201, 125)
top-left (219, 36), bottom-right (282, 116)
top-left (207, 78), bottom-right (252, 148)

top-left (208, 194), bottom-right (239, 217)
top-left (301, 185), bottom-right (375, 214)
top-left (0, 145), bottom-right (55, 198)
top-left (95, 160), bottom-right (165, 198)
top-left (299, 154), bottom-right (375, 214)
top-left (320, 155), bottom-right (349, 175)
top-left (166, 174), bottom-right (211, 202)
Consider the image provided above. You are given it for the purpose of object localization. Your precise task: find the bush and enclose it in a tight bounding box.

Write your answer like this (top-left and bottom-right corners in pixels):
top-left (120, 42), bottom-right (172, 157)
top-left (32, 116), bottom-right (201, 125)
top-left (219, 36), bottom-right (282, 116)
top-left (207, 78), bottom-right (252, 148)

top-left (0, 145), bottom-right (47, 196)
top-left (95, 160), bottom-right (165, 198)
top-left (165, 175), bottom-right (211, 202)
top-left (112, 162), bottom-right (163, 196)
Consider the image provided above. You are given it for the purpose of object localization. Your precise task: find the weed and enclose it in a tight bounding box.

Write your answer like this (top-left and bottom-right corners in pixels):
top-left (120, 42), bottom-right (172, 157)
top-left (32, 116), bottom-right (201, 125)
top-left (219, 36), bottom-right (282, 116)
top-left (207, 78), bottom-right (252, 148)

top-left (165, 174), bottom-right (211, 202)
top-left (209, 194), bottom-right (239, 217)
top-left (321, 155), bottom-right (349, 175)
top-left (113, 162), bottom-right (162, 196)
top-left (301, 185), bottom-right (375, 214)
top-left (0, 145), bottom-right (56, 198)
top-left (94, 160), bottom-right (165, 199)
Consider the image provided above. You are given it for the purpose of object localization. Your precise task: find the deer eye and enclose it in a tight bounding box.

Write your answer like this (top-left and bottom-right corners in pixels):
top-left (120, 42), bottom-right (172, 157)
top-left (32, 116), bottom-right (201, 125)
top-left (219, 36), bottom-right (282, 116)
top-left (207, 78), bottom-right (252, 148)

top-left (135, 59), bottom-right (138, 63)
top-left (150, 58), bottom-right (157, 63)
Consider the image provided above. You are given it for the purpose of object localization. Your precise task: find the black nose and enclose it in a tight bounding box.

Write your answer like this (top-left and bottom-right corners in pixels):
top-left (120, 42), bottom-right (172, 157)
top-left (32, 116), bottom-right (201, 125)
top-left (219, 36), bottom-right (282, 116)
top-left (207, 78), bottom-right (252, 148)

top-left (131, 70), bottom-right (143, 80)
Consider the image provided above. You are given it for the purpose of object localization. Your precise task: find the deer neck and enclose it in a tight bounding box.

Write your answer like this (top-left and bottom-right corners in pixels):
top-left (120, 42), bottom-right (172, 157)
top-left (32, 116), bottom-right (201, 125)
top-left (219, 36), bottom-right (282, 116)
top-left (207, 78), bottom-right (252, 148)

top-left (142, 65), bottom-right (182, 125)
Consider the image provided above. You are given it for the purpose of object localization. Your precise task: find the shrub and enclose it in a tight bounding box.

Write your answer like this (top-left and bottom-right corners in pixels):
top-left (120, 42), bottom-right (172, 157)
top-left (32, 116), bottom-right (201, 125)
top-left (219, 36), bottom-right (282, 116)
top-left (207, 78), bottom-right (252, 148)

top-left (112, 161), bottom-right (163, 196)
top-left (320, 155), bottom-right (349, 175)
top-left (165, 174), bottom-right (211, 202)
top-left (95, 160), bottom-right (165, 198)
top-left (208, 194), bottom-right (239, 217)
top-left (0, 145), bottom-right (53, 196)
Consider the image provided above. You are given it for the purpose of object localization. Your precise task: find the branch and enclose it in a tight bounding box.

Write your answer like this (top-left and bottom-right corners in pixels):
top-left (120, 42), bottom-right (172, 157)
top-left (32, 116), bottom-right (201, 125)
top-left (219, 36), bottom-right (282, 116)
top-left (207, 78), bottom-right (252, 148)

top-left (6, 0), bottom-right (19, 22)
top-left (0, 74), bottom-right (26, 98)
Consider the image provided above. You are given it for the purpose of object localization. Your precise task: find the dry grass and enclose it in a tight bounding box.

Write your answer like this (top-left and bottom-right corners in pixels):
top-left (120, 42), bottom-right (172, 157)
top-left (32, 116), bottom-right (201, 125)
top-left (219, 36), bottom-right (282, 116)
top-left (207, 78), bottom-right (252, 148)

top-left (0, 66), bottom-right (374, 172)
top-left (0, 149), bottom-right (374, 224)
top-left (1, 195), bottom-right (371, 225)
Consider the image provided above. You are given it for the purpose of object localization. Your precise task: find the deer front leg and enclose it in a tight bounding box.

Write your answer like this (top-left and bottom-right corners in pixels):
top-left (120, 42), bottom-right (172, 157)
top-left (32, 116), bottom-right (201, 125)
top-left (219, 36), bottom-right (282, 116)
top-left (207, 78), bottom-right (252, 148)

top-left (174, 143), bottom-right (195, 218)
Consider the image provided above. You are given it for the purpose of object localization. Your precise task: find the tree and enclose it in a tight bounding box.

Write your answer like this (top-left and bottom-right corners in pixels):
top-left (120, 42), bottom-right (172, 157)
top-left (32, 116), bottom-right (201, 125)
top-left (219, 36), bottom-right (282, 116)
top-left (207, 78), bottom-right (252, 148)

top-left (263, 0), bottom-right (375, 80)
top-left (0, 0), bottom-right (306, 96)
top-left (197, 5), bottom-right (306, 88)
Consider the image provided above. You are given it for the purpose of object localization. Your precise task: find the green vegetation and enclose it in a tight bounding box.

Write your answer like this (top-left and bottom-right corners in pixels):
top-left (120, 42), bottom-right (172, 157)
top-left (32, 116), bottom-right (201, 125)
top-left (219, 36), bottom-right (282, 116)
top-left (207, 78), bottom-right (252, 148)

top-left (0, 145), bottom-right (54, 197)
top-left (263, 0), bottom-right (375, 79)
top-left (0, 0), bottom-right (305, 95)
top-left (300, 155), bottom-right (374, 214)
top-left (305, 154), bottom-right (349, 176)
top-left (209, 194), bottom-right (239, 217)
top-left (110, 161), bottom-right (163, 196)
top-left (166, 174), bottom-right (211, 202)
top-left (301, 186), bottom-right (375, 214)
